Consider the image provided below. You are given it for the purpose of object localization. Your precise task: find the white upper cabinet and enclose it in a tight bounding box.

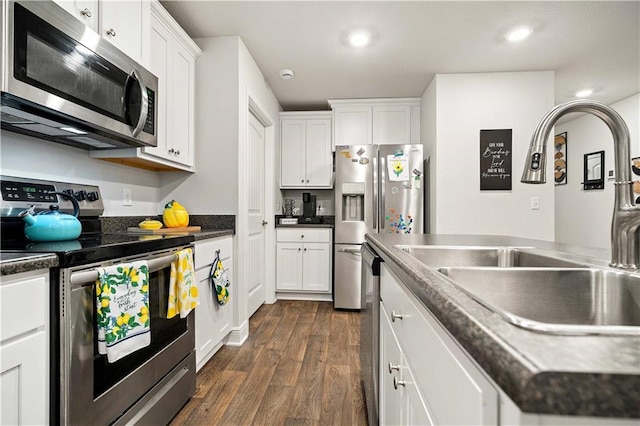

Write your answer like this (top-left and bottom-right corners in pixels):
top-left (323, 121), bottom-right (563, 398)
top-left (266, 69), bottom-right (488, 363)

top-left (280, 111), bottom-right (333, 188)
top-left (329, 98), bottom-right (421, 149)
top-left (53, 0), bottom-right (150, 66)
top-left (90, 1), bottom-right (201, 171)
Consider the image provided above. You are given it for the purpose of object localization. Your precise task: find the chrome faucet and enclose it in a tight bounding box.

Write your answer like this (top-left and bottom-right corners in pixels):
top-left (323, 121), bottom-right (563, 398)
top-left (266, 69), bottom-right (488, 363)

top-left (521, 99), bottom-right (640, 269)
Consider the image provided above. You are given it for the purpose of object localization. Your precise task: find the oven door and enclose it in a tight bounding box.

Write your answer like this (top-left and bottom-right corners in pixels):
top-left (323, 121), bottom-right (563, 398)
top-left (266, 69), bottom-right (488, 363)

top-left (61, 247), bottom-right (195, 425)
top-left (2, 1), bottom-right (157, 148)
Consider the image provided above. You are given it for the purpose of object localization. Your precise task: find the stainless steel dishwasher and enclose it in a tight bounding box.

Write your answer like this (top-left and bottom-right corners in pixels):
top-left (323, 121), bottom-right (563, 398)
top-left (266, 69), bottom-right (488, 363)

top-left (361, 242), bottom-right (382, 426)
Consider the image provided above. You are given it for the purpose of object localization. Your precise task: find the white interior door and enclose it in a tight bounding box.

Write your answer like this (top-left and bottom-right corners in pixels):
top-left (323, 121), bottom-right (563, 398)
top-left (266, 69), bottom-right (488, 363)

top-left (247, 112), bottom-right (266, 316)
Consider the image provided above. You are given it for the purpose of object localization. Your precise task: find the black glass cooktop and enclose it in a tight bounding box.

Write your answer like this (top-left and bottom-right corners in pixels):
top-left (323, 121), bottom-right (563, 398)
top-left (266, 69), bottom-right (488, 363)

top-left (1, 232), bottom-right (194, 267)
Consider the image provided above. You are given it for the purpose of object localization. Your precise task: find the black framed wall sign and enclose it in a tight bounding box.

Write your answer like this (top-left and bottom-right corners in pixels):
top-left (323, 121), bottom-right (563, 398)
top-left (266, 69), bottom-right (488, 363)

top-left (480, 129), bottom-right (512, 191)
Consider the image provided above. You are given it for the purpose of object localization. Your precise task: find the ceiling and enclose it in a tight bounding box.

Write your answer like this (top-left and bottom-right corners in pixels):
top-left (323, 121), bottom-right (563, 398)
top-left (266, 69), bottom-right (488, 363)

top-left (160, 1), bottom-right (640, 112)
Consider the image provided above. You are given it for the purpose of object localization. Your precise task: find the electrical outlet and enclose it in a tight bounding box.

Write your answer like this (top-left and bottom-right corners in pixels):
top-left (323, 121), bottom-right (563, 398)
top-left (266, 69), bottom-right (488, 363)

top-left (122, 188), bottom-right (133, 206)
top-left (530, 196), bottom-right (540, 210)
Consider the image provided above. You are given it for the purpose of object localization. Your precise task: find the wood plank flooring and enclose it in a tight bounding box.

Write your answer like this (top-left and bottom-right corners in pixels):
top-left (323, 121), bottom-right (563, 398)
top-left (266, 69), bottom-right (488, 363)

top-left (170, 300), bottom-right (368, 426)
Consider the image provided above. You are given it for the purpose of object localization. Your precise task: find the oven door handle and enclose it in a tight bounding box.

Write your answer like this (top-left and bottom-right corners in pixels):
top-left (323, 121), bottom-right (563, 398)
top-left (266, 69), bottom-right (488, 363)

top-left (69, 252), bottom-right (177, 286)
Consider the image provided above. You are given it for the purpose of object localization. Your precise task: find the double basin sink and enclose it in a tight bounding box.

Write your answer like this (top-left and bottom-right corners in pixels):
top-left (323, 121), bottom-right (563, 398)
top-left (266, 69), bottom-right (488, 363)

top-left (396, 245), bottom-right (640, 336)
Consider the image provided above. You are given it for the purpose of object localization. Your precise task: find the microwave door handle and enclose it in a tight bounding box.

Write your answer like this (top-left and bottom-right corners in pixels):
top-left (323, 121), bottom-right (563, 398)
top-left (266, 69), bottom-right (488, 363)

top-left (127, 69), bottom-right (149, 137)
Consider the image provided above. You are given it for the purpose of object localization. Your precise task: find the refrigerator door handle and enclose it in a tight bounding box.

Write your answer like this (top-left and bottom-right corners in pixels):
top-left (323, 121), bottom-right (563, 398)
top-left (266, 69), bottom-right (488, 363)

top-left (372, 154), bottom-right (378, 231)
top-left (380, 153), bottom-right (386, 230)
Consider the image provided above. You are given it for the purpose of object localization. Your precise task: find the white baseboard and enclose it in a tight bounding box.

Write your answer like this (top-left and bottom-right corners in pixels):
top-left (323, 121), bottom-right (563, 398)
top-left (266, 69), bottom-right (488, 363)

top-left (276, 292), bottom-right (333, 302)
top-left (224, 320), bottom-right (248, 346)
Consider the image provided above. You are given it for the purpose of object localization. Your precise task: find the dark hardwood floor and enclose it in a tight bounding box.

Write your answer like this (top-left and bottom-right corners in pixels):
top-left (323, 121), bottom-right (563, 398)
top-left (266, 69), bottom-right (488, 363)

top-left (170, 300), bottom-right (368, 425)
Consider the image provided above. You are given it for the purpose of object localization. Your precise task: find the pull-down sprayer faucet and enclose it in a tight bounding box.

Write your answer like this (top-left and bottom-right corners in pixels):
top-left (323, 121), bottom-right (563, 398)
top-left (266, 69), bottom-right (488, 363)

top-left (521, 99), bottom-right (640, 269)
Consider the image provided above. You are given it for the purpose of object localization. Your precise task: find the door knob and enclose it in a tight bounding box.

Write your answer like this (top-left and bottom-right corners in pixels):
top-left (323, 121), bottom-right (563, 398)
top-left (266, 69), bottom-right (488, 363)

top-left (80, 8), bottom-right (92, 17)
top-left (106, 28), bottom-right (116, 37)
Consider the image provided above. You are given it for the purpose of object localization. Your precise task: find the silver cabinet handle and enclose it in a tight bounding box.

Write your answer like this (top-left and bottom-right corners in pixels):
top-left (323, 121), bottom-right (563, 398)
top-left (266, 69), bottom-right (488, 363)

top-left (391, 310), bottom-right (403, 322)
top-left (393, 376), bottom-right (405, 390)
top-left (175, 150), bottom-right (180, 155)
top-left (168, 148), bottom-right (175, 154)
top-left (261, 220), bottom-right (268, 226)
top-left (80, 8), bottom-right (92, 17)
top-left (306, 179), bottom-right (309, 183)
top-left (298, 248), bottom-right (301, 251)
top-left (388, 362), bottom-right (400, 374)
top-left (301, 234), bottom-right (304, 239)
top-left (301, 179), bottom-right (304, 183)
top-left (304, 248), bottom-right (307, 252)
top-left (106, 28), bottom-right (117, 37)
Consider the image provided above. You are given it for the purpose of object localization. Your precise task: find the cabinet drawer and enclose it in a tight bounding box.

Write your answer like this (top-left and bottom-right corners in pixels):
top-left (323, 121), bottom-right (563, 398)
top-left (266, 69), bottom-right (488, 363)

top-left (0, 272), bottom-right (47, 342)
top-left (276, 228), bottom-right (331, 243)
top-left (380, 265), bottom-right (498, 425)
top-left (194, 236), bottom-right (233, 270)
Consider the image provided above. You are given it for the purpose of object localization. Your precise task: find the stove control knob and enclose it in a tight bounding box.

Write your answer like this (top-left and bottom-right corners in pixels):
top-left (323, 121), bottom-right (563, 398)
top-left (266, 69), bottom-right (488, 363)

top-left (87, 191), bottom-right (100, 202)
top-left (62, 189), bottom-right (75, 197)
top-left (75, 190), bottom-right (87, 201)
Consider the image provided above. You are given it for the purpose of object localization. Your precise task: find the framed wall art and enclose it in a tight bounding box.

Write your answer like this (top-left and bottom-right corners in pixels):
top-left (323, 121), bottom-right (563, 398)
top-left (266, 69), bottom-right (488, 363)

top-left (554, 132), bottom-right (567, 185)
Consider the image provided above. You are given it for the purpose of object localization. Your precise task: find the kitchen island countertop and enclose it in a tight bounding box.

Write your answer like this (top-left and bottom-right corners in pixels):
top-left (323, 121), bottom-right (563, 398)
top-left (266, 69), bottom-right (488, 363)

top-left (366, 233), bottom-right (640, 419)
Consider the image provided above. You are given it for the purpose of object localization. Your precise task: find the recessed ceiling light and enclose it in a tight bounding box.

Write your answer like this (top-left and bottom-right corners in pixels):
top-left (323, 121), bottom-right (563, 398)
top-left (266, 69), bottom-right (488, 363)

top-left (349, 30), bottom-right (371, 48)
top-left (575, 89), bottom-right (593, 98)
top-left (280, 69), bottom-right (294, 80)
top-left (505, 26), bottom-right (532, 43)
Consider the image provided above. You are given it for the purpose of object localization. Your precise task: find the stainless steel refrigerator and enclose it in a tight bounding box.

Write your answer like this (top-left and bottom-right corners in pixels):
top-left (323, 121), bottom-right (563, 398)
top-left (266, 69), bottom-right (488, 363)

top-left (334, 144), bottom-right (424, 309)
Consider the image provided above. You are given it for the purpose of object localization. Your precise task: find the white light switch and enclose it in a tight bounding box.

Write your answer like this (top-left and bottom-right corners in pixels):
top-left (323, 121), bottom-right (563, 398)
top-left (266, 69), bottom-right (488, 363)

top-left (530, 196), bottom-right (540, 210)
top-left (122, 188), bottom-right (133, 206)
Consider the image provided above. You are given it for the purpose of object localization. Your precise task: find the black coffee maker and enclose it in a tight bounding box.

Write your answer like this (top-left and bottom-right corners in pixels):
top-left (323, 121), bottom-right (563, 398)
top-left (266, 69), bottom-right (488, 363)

top-left (302, 193), bottom-right (320, 223)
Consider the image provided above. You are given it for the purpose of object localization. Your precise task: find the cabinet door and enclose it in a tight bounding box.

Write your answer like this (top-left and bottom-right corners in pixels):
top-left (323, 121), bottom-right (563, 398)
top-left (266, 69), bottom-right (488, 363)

top-left (403, 354), bottom-right (433, 426)
top-left (333, 106), bottom-right (371, 149)
top-left (380, 307), bottom-right (403, 426)
top-left (276, 243), bottom-right (303, 291)
top-left (372, 105), bottom-right (411, 145)
top-left (305, 119), bottom-right (332, 187)
top-left (302, 242), bottom-right (331, 292)
top-left (169, 41), bottom-right (194, 166)
top-left (100, 0), bottom-right (145, 64)
top-left (52, 0), bottom-right (99, 30)
top-left (1, 332), bottom-right (48, 425)
top-left (145, 14), bottom-right (170, 159)
top-left (280, 120), bottom-right (307, 187)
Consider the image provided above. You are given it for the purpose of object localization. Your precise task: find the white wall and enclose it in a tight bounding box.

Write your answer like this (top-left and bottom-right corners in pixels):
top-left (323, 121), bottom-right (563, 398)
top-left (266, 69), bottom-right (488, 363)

top-left (555, 93), bottom-right (640, 250)
top-left (421, 71), bottom-right (556, 240)
top-left (0, 131), bottom-right (161, 215)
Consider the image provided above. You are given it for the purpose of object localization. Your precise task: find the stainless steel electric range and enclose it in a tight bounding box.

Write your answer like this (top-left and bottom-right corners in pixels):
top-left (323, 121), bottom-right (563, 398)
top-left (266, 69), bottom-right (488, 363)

top-left (0, 176), bottom-right (196, 425)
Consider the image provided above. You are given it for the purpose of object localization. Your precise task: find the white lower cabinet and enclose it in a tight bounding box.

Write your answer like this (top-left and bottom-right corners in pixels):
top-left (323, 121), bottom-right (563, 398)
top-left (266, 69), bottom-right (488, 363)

top-left (194, 236), bottom-right (233, 371)
top-left (0, 269), bottom-right (49, 425)
top-left (276, 228), bottom-right (332, 294)
top-left (380, 304), bottom-right (430, 425)
top-left (380, 263), bottom-right (498, 425)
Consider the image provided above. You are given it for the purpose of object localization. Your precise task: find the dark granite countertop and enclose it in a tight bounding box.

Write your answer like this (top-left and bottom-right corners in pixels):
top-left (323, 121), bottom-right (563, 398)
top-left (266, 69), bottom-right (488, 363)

top-left (366, 233), bottom-right (640, 419)
top-left (101, 215), bottom-right (235, 242)
top-left (1, 252), bottom-right (58, 275)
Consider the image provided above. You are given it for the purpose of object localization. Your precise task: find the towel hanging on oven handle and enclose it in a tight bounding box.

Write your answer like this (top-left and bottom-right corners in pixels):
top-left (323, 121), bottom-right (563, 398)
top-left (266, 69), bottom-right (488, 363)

top-left (209, 249), bottom-right (230, 306)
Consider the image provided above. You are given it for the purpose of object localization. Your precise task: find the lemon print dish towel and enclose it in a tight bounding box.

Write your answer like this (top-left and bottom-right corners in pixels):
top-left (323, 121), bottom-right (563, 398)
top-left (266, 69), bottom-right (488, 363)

top-left (95, 260), bottom-right (151, 363)
top-left (167, 248), bottom-right (199, 319)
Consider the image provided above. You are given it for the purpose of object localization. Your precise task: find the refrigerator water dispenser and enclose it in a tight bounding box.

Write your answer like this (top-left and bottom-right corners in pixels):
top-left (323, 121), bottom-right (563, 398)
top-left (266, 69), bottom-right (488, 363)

top-left (341, 182), bottom-right (365, 222)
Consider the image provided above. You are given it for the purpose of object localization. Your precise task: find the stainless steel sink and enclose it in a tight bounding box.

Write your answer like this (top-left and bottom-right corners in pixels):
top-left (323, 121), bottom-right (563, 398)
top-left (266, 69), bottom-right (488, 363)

top-left (397, 245), bottom-right (588, 268)
top-left (438, 267), bottom-right (640, 335)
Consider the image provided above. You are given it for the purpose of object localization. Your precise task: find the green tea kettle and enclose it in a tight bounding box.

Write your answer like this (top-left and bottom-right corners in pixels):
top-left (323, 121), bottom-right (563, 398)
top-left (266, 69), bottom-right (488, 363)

top-left (18, 192), bottom-right (82, 242)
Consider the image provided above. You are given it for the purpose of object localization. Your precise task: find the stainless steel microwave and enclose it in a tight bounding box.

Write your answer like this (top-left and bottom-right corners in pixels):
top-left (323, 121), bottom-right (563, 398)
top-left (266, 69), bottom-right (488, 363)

top-left (1, 0), bottom-right (157, 149)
